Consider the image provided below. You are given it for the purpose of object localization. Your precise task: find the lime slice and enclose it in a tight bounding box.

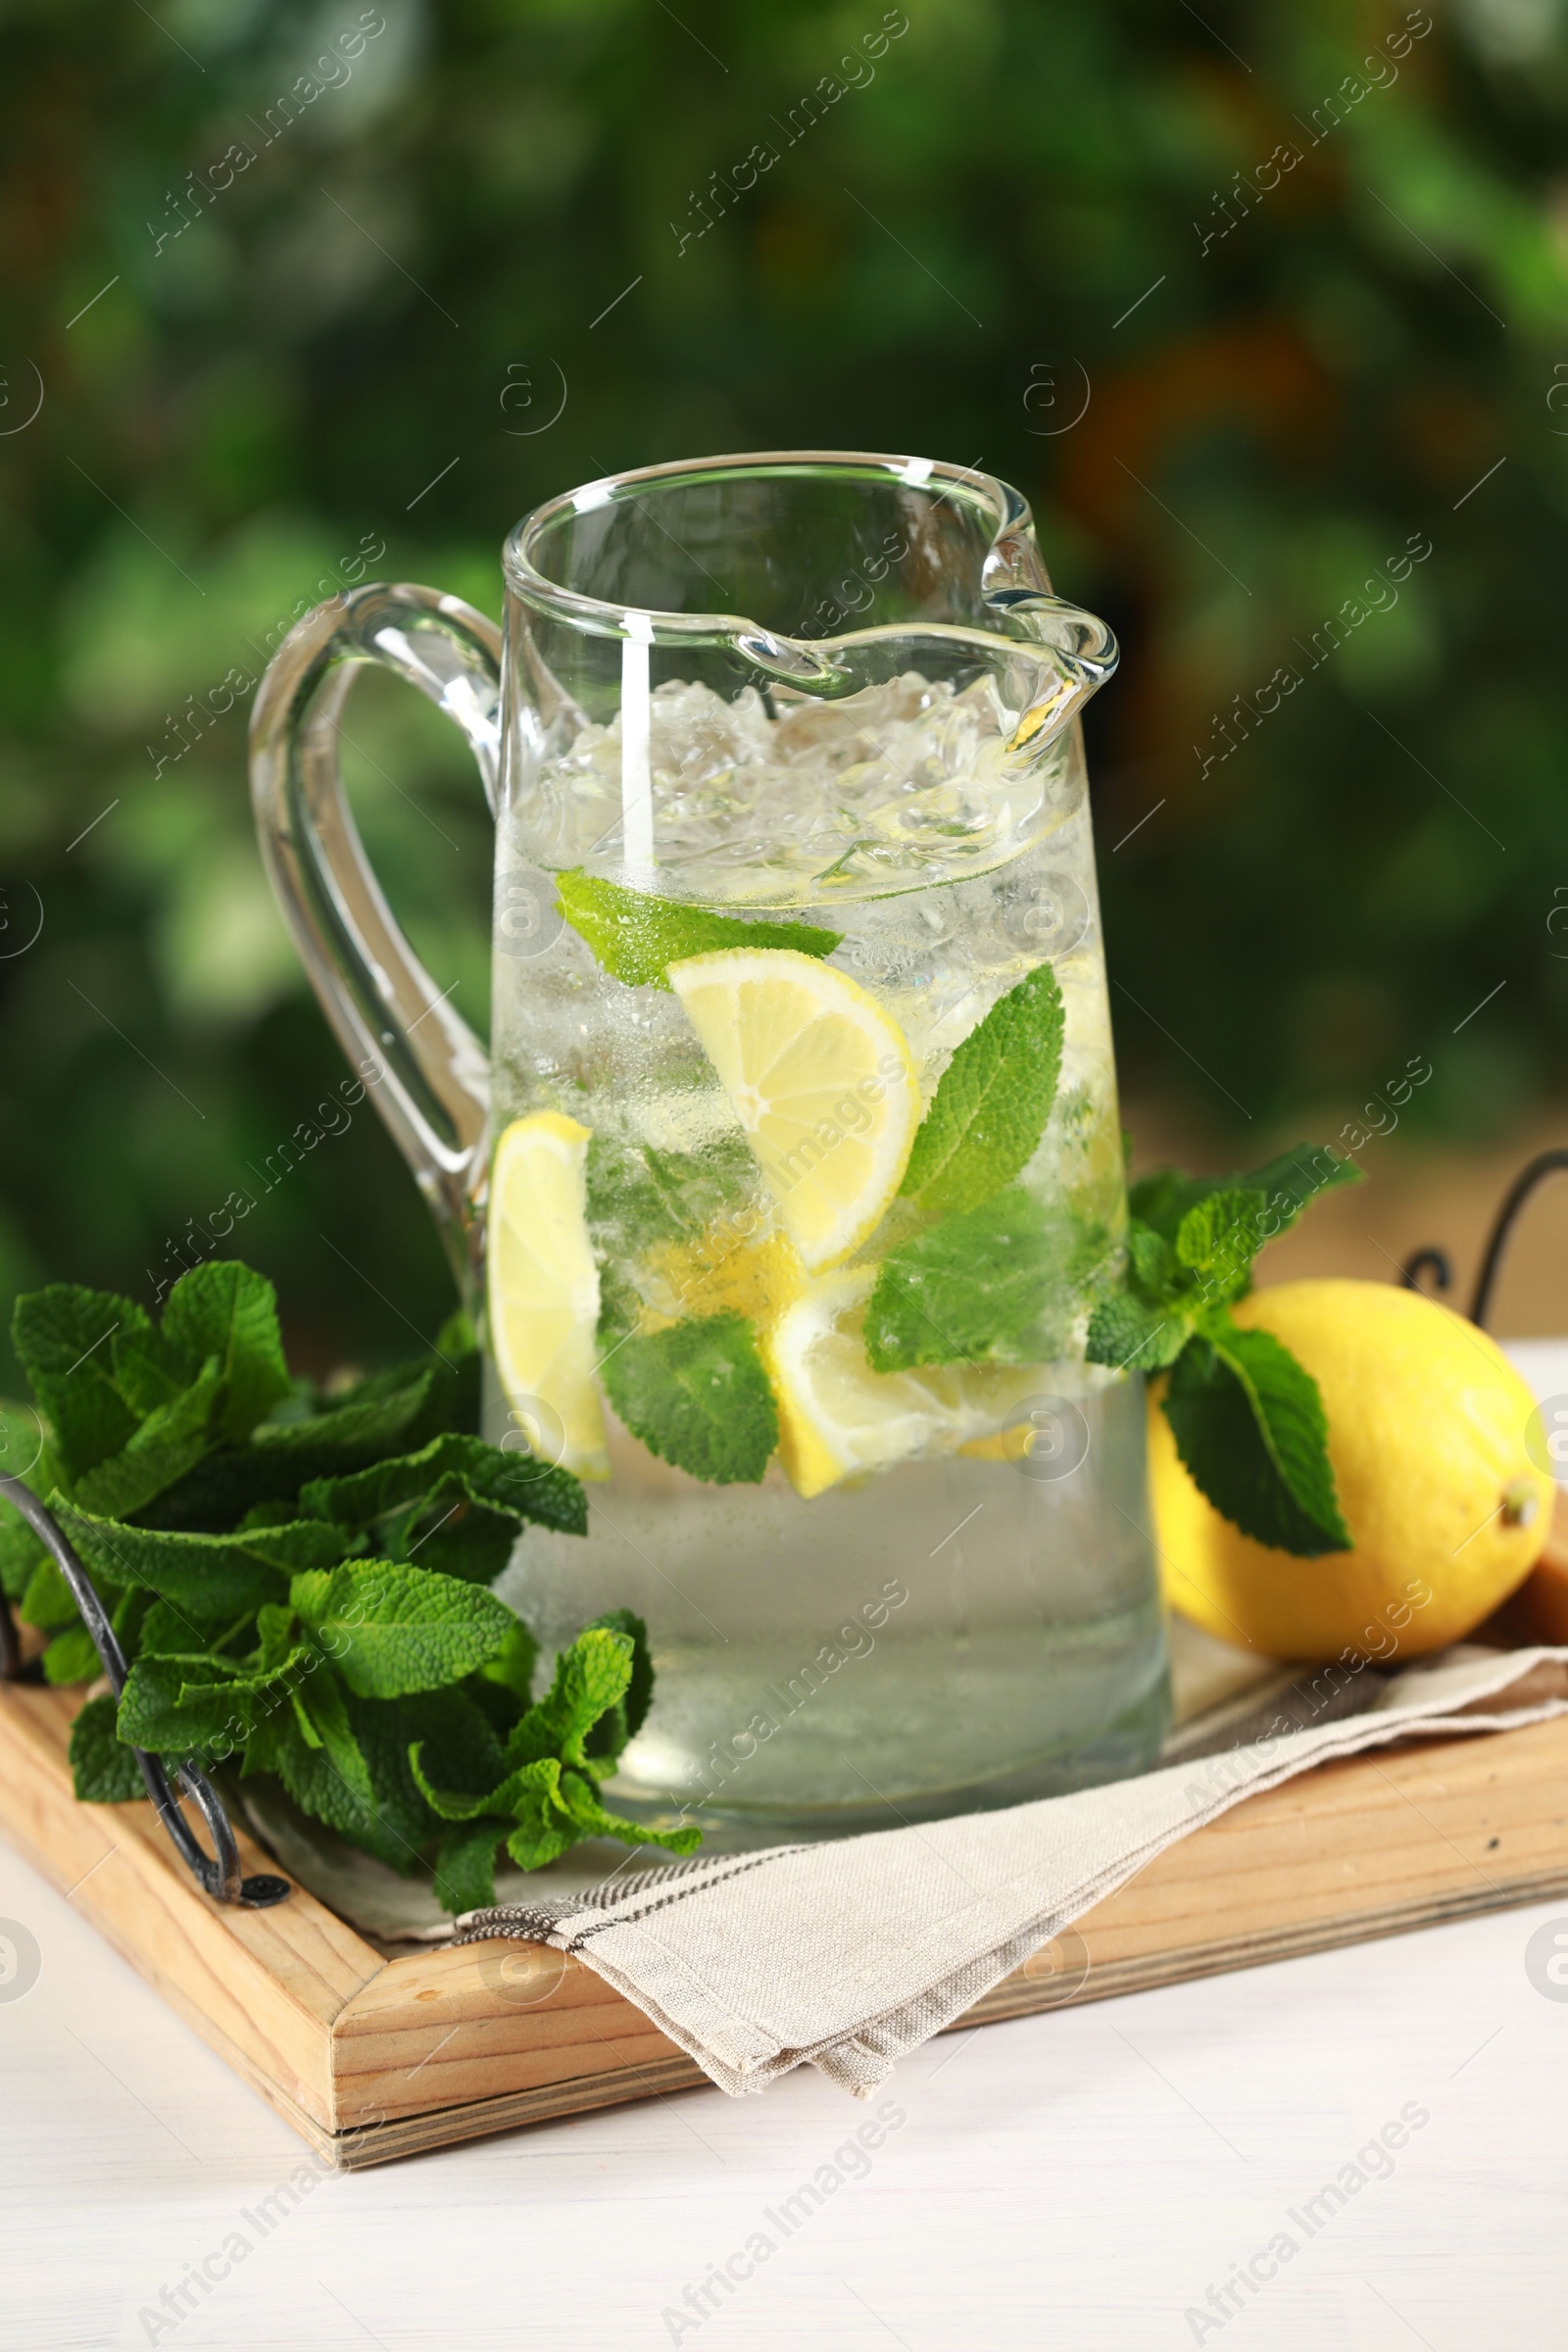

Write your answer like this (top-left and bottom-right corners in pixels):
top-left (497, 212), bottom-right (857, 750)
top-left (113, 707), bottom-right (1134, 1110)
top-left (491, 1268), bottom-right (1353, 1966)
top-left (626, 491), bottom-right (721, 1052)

top-left (760, 1266), bottom-right (1046, 1498)
top-left (667, 948), bottom-right (920, 1271)
top-left (488, 1111), bottom-right (609, 1479)
top-left (557, 869), bottom-right (842, 990)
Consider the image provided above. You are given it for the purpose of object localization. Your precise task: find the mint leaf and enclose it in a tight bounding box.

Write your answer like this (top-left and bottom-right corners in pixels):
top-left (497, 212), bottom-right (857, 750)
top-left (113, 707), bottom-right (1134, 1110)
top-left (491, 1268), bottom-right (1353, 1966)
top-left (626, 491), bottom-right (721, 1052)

top-left (433, 1817), bottom-right (508, 1913)
top-left (136, 1596), bottom-right (218, 1657)
top-left (410, 1622), bottom-right (696, 1907)
top-left (380, 1475), bottom-right (526, 1585)
top-left (289, 1561), bottom-right (514, 1698)
top-left (109, 1326), bottom-right (189, 1418)
top-left (0, 1518), bottom-right (42, 1604)
top-left (50, 1499), bottom-right (343, 1618)
top-left (72, 1358), bottom-right (225, 1518)
top-left (0, 1430), bottom-right (47, 1596)
top-left (501, 1759), bottom-right (582, 1868)
top-left (291, 1663), bottom-right (374, 1809)
top-left (69, 1693), bottom-right (145, 1803)
top-left (865, 1188), bottom-right (1097, 1371)
top-left (251, 1695), bottom-right (433, 1875)
top-left (162, 1262), bottom-right (292, 1442)
top-left (118, 1653), bottom-right (290, 1757)
top-left (1128, 1221), bottom-right (1184, 1300)
top-left (1163, 1316), bottom-right (1351, 1556)
top-left (43, 1625), bottom-right (100, 1685)
top-left (1171, 1187), bottom-right (1270, 1310)
top-left (549, 1770), bottom-right (701, 1859)
top-left (1132, 1144), bottom-right (1361, 1244)
top-left (406, 1685), bottom-right (510, 1793)
top-left (20, 1555), bottom-right (79, 1632)
top-left (140, 1371), bottom-right (448, 1529)
top-left (901, 964), bottom-right (1064, 1215)
top-left (301, 1429), bottom-right (586, 1549)
top-left (249, 1371), bottom-right (448, 1463)
top-left (476, 1618), bottom-right (538, 1706)
top-left (507, 1624), bottom-right (635, 1774)
top-left (11, 1286), bottom-right (150, 1479)
top-left (600, 1311), bottom-right (777, 1483)
top-left (581, 1607), bottom-right (654, 1757)
top-left (558, 868), bottom-right (841, 990)
top-left (1085, 1290), bottom-right (1190, 1373)
top-left (10, 1252), bottom-right (684, 1891)
top-left (586, 1130), bottom-right (758, 1258)
top-left (417, 1749), bottom-right (696, 1882)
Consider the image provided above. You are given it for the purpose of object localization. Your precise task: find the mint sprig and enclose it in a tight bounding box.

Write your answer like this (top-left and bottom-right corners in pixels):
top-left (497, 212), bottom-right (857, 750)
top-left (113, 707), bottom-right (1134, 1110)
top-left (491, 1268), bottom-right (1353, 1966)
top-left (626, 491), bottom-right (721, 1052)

top-left (414, 1613), bottom-right (700, 1905)
top-left (0, 1257), bottom-right (697, 1909)
top-left (901, 963), bottom-right (1064, 1215)
top-left (1086, 1145), bottom-right (1362, 1557)
top-left (865, 1188), bottom-right (1100, 1371)
top-left (557, 868), bottom-right (842, 990)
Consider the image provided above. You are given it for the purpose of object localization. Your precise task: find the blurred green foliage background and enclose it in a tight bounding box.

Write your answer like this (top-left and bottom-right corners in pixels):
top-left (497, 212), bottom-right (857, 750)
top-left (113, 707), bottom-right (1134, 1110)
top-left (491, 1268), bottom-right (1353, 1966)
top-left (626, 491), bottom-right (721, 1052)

top-left (3, 0), bottom-right (1566, 1376)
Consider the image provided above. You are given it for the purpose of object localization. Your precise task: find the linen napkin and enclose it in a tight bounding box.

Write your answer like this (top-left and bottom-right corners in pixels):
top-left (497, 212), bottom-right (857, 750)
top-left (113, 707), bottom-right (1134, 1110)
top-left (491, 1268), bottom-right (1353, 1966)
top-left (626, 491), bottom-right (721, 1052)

top-left (453, 1643), bottom-right (1568, 2098)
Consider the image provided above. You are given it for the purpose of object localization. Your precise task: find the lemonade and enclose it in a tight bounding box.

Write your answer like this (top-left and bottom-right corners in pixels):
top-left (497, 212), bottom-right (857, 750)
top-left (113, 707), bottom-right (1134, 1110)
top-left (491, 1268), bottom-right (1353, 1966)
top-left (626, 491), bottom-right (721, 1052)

top-left (484, 668), bottom-right (1168, 1842)
top-left (249, 447), bottom-right (1174, 1846)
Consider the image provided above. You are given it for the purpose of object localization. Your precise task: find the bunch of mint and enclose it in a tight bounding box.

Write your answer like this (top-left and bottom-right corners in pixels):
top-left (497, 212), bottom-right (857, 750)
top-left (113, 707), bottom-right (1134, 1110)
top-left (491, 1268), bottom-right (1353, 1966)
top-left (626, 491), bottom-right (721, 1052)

top-left (0, 1261), bottom-right (697, 1912)
top-left (1086, 1147), bottom-right (1363, 1555)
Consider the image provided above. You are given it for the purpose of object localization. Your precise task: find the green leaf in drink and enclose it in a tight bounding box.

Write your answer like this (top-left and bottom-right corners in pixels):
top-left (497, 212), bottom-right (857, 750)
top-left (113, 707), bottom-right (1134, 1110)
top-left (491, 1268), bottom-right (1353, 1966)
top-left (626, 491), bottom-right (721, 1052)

top-left (600, 1310), bottom-right (778, 1484)
top-left (865, 1186), bottom-right (1088, 1371)
top-left (586, 1129), bottom-right (759, 1255)
top-left (556, 868), bottom-right (843, 989)
top-left (901, 963), bottom-right (1065, 1215)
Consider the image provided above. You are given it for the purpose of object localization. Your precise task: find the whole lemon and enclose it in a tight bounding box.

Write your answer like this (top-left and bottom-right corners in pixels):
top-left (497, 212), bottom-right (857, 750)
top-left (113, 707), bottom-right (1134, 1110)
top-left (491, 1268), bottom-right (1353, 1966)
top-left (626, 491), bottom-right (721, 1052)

top-left (1149, 1278), bottom-right (1552, 1662)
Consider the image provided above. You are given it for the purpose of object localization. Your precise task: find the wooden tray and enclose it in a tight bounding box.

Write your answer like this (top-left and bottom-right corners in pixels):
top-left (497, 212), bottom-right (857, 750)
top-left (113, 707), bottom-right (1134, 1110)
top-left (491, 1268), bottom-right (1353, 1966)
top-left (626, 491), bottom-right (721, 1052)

top-left (6, 1642), bottom-right (1568, 2168)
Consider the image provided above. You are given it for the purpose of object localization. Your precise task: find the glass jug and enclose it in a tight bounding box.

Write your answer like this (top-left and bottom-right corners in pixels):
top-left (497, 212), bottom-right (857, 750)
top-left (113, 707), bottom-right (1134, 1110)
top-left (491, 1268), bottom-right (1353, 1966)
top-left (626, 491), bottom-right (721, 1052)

top-left (250, 449), bottom-right (1169, 1848)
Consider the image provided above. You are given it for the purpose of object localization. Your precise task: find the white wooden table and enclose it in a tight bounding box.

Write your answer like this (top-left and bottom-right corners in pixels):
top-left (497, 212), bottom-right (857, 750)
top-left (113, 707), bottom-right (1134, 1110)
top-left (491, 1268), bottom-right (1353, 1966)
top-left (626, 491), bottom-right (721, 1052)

top-left (4, 1342), bottom-right (1566, 2350)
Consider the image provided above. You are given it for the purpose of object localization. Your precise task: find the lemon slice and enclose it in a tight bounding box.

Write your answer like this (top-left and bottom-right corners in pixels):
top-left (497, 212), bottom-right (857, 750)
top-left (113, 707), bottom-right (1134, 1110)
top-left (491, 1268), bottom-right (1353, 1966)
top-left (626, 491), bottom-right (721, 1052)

top-left (667, 949), bottom-right (920, 1272)
top-left (643, 1225), bottom-right (807, 1331)
top-left (487, 1110), bottom-right (609, 1479)
top-left (760, 1267), bottom-right (1045, 1498)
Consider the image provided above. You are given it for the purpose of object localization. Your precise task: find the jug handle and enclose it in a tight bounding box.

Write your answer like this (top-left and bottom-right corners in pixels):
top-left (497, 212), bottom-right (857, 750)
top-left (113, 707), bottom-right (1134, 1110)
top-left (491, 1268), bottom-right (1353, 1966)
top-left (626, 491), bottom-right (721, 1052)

top-left (249, 582), bottom-right (502, 1314)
